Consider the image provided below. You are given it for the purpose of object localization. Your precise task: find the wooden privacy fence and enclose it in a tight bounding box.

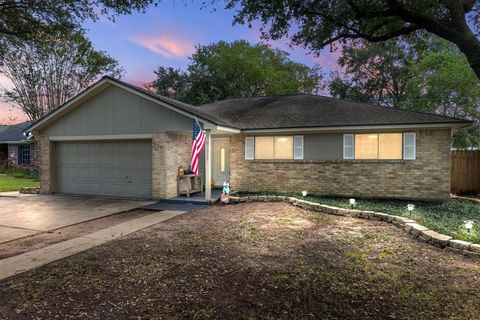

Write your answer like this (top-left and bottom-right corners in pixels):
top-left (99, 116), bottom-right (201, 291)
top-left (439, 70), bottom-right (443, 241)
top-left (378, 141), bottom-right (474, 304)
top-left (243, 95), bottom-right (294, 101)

top-left (451, 150), bottom-right (480, 194)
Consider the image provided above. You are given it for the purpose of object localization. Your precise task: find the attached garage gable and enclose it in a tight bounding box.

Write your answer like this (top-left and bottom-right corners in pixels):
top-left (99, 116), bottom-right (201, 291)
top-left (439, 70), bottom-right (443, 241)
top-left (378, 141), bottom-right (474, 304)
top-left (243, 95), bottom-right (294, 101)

top-left (55, 141), bottom-right (152, 198)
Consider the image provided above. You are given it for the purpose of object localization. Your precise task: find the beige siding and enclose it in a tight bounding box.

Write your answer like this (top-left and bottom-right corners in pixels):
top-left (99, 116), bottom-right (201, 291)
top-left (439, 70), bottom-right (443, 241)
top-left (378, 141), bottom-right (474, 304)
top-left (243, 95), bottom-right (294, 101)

top-left (230, 129), bottom-right (452, 200)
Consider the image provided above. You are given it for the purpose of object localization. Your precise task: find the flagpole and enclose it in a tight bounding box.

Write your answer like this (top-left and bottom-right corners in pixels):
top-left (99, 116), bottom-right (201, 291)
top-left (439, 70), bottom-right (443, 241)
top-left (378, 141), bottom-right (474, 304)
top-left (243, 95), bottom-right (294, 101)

top-left (204, 129), bottom-right (212, 202)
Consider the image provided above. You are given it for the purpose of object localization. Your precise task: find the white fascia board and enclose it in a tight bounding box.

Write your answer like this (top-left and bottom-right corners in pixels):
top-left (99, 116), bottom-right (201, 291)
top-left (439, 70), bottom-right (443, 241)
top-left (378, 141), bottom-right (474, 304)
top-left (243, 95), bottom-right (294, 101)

top-left (241, 122), bottom-right (472, 134)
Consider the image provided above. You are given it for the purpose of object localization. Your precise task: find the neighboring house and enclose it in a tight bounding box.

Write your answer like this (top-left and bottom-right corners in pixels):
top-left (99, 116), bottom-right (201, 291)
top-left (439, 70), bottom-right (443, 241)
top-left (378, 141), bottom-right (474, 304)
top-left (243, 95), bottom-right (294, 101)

top-left (27, 76), bottom-right (472, 201)
top-left (0, 121), bottom-right (38, 171)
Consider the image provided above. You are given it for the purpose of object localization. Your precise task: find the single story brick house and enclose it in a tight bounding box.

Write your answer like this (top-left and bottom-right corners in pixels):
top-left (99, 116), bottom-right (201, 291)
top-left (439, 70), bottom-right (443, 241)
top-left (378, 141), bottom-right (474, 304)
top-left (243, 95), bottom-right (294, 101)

top-left (0, 121), bottom-right (39, 172)
top-left (26, 76), bottom-right (472, 201)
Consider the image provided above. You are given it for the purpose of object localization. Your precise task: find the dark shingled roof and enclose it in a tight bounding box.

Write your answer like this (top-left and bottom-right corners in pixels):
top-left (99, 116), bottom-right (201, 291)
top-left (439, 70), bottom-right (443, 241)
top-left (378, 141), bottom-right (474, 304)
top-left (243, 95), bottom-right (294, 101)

top-left (0, 121), bottom-right (31, 142)
top-left (199, 94), bottom-right (472, 130)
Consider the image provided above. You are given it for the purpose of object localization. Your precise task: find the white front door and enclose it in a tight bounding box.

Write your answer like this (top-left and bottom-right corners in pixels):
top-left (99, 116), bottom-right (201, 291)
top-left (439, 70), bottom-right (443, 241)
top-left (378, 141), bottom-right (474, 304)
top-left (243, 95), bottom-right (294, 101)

top-left (212, 138), bottom-right (230, 187)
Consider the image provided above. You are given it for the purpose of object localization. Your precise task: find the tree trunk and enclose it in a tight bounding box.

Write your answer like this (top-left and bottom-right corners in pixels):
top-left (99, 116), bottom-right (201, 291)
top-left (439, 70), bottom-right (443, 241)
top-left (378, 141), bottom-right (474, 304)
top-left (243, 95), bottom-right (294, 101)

top-left (454, 29), bottom-right (480, 81)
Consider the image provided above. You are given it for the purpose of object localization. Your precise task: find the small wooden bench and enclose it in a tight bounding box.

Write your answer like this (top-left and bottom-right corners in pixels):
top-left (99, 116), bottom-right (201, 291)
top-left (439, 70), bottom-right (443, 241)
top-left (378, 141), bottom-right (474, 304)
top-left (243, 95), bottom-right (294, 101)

top-left (177, 174), bottom-right (203, 197)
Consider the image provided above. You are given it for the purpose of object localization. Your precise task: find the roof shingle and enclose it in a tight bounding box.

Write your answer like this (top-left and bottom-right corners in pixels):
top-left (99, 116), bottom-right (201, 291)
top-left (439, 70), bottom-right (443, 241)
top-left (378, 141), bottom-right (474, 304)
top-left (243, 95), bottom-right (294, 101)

top-left (0, 121), bottom-right (31, 142)
top-left (199, 94), bottom-right (472, 130)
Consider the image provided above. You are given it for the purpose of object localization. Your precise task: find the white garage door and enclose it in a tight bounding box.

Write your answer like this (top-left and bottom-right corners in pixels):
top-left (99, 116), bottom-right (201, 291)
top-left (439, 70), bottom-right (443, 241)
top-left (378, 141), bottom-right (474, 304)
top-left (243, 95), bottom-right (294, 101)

top-left (55, 141), bottom-right (152, 198)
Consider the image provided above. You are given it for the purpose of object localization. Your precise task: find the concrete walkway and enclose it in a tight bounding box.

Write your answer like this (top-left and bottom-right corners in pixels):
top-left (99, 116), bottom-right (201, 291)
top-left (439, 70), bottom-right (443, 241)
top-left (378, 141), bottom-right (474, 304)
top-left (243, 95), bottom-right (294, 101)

top-left (0, 194), bottom-right (152, 243)
top-left (0, 210), bottom-right (184, 281)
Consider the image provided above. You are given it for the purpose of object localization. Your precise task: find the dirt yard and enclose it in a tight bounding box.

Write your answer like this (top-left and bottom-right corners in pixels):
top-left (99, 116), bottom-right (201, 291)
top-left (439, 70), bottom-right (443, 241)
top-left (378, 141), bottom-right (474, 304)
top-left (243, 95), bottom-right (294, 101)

top-left (0, 202), bottom-right (479, 320)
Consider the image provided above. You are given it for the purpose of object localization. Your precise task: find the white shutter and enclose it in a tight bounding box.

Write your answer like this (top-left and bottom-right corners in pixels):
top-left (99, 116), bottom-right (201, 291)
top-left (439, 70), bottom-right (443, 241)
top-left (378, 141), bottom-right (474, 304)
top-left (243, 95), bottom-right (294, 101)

top-left (403, 132), bottom-right (416, 160)
top-left (343, 134), bottom-right (354, 159)
top-left (293, 135), bottom-right (304, 160)
top-left (245, 136), bottom-right (254, 160)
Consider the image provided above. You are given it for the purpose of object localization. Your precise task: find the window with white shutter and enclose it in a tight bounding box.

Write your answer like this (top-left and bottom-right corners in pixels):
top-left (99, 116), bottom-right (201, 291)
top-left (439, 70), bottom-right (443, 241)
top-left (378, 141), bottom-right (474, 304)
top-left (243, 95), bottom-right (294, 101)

top-left (343, 134), bottom-right (354, 159)
top-left (293, 136), bottom-right (304, 160)
top-left (403, 132), bottom-right (416, 160)
top-left (245, 136), bottom-right (254, 160)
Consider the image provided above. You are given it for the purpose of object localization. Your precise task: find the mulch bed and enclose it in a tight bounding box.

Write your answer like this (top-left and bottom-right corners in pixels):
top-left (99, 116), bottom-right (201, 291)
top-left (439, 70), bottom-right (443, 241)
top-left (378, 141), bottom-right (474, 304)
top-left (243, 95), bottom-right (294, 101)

top-left (0, 202), bottom-right (479, 319)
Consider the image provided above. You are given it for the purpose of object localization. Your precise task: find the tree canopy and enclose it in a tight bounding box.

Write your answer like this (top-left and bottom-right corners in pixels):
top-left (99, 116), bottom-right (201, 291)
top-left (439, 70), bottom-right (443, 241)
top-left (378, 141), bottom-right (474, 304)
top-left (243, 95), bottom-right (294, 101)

top-left (226, 0), bottom-right (480, 80)
top-left (328, 35), bottom-right (480, 149)
top-left (401, 46), bottom-right (480, 148)
top-left (0, 31), bottom-right (123, 121)
top-left (0, 0), bottom-right (155, 48)
top-left (149, 40), bottom-right (322, 105)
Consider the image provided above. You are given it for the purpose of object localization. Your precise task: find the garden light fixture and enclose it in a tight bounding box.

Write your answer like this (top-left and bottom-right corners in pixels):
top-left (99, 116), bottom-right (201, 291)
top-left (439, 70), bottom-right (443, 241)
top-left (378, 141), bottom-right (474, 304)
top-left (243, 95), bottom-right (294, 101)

top-left (406, 204), bottom-right (415, 214)
top-left (464, 220), bottom-right (474, 233)
top-left (302, 190), bottom-right (308, 197)
top-left (349, 198), bottom-right (356, 208)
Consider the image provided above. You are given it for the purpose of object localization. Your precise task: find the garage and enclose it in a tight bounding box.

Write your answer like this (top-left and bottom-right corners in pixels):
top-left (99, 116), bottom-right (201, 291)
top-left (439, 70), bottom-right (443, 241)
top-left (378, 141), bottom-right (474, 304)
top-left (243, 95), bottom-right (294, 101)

top-left (55, 140), bottom-right (152, 198)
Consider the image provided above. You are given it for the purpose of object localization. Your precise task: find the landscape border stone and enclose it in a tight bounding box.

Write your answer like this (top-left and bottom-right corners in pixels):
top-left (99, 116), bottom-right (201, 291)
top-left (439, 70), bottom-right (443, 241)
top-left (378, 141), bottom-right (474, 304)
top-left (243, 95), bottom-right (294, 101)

top-left (230, 195), bottom-right (479, 257)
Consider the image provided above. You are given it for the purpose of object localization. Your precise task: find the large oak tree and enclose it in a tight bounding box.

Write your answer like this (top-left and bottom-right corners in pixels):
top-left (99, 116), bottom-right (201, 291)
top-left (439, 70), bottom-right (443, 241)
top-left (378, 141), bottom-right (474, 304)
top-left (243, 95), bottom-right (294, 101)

top-left (150, 40), bottom-right (322, 105)
top-left (225, 0), bottom-right (480, 80)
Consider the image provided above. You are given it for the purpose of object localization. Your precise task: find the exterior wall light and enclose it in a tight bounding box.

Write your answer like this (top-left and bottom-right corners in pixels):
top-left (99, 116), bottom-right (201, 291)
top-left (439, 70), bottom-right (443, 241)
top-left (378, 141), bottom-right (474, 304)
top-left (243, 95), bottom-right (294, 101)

top-left (464, 220), bottom-right (474, 233)
top-left (302, 191), bottom-right (308, 197)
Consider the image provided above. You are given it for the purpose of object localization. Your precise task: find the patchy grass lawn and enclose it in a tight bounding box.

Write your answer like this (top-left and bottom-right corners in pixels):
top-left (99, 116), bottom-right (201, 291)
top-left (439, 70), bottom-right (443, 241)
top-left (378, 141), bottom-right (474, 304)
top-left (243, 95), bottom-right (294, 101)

top-left (0, 173), bottom-right (38, 192)
top-left (236, 192), bottom-right (480, 244)
top-left (1, 202), bottom-right (480, 319)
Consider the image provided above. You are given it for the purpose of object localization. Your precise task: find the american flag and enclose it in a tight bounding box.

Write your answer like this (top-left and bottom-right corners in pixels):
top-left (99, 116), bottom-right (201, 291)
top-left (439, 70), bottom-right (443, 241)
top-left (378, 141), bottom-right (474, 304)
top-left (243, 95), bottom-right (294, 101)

top-left (190, 118), bottom-right (206, 176)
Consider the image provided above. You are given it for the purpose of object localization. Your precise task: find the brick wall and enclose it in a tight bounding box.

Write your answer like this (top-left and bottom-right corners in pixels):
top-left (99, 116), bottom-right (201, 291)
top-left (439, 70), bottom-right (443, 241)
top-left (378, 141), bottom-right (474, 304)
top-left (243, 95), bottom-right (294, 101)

top-left (230, 129), bottom-right (452, 200)
top-left (37, 136), bottom-right (52, 194)
top-left (7, 142), bottom-right (40, 172)
top-left (152, 132), bottom-right (191, 199)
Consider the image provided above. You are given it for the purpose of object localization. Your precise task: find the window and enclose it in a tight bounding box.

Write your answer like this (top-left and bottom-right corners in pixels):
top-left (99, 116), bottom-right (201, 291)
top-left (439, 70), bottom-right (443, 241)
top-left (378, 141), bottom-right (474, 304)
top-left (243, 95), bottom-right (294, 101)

top-left (344, 132), bottom-right (415, 160)
top-left (18, 145), bottom-right (31, 165)
top-left (255, 136), bottom-right (275, 159)
top-left (379, 133), bottom-right (403, 159)
top-left (355, 134), bottom-right (378, 159)
top-left (274, 136), bottom-right (293, 159)
top-left (220, 147), bottom-right (226, 172)
top-left (247, 136), bottom-right (303, 160)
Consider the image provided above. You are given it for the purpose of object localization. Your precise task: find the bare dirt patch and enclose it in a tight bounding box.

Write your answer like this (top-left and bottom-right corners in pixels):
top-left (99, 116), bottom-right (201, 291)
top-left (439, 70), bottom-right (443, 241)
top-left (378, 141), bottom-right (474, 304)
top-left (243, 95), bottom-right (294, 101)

top-left (0, 209), bottom-right (153, 259)
top-left (0, 202), bottom-right (479, 319)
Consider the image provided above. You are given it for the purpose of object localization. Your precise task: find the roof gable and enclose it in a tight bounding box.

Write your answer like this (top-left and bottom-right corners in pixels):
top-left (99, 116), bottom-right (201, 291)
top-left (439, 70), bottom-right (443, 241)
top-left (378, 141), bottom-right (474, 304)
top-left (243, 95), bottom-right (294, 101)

top-left (28, 76), bottom-right (233, 133)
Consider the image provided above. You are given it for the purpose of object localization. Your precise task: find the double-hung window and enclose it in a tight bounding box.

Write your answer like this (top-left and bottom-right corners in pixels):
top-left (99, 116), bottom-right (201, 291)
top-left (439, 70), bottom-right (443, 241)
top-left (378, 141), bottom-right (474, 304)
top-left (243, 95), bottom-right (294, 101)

top-left (343, 132), bottom-right (415, 160)
top-left (245, 136), bottom-right (304, 160)
top-left (18, 145), bottom-right (31, 165)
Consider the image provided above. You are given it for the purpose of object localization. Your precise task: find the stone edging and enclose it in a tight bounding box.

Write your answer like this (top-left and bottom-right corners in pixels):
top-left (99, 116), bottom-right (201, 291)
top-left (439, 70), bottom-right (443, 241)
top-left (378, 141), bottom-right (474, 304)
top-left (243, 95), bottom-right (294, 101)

top-left (230, 195), bottom-right (480, 257)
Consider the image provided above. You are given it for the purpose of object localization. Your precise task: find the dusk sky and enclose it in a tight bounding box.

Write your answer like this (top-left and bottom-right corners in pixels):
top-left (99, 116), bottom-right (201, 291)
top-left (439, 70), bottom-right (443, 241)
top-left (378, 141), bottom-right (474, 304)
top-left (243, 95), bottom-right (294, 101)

top-left (0, 2), bottom-right (340, 125)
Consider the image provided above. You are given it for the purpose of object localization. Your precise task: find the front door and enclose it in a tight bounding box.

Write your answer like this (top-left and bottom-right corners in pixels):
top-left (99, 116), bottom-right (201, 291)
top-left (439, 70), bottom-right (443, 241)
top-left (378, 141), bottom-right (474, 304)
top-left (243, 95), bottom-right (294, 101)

top-left (212, 138), bottom-right (230, 187)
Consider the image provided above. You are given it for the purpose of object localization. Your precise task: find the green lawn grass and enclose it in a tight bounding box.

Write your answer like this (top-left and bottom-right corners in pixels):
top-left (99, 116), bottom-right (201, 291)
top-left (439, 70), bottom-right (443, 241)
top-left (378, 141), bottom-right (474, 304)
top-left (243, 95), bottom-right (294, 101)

top-left (234, 191), bottom-right (480, 244)
top-left (0, 173), bottom-right (39, 192)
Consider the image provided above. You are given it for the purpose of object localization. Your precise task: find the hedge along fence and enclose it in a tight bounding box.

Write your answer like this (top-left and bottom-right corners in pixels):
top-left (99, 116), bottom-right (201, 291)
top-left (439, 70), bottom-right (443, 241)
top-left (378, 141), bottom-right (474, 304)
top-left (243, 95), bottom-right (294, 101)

top-left (229, 195), bottom-right (480, 257)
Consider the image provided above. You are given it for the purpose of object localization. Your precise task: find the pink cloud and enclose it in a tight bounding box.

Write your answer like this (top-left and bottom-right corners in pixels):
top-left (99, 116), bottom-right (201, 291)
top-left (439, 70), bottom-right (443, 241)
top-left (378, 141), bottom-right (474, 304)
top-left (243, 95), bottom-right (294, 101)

top-left (0, 101), bottom-right (27, 125)
top-left (130, 34), bottom-right (195, 58)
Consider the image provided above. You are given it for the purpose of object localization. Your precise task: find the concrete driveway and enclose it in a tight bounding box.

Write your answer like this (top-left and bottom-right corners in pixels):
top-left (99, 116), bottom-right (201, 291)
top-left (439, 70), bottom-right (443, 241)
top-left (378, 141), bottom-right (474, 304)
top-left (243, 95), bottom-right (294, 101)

top-left (0, 193), bottom-right (152, 243)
